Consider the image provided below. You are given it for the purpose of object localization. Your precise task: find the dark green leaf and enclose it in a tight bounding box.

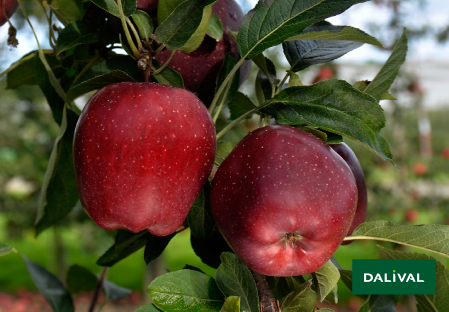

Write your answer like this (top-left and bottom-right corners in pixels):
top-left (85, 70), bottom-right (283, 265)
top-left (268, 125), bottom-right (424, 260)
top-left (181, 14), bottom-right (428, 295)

top-left (280, 279), bottom-right (317, 312)
top-left (215, 142), bottom-right (236, 166)
top-left (191, 227), bottom-right (233, 269)
top-left (48, 0), bottom-right (82, 25)
top-left (23, 256), bottom-right (74, 312)
top-left (132, 10), bottom-right (154, 41)
top-left (346, 221), bottom-right (449, 258)
top-left (103, 279), bottom-right (132, 300)
top-left (183, 265), bottom-right (205, 273)
top-left (317, 309), bottom-right (335, 312)
top-left (339, 270), bottom-right (354, 293)
top-left (66, 56), bottom-right (144, 102)
top-left (157, 0), bottom-right (187, 24)
top-left (237, 0), bottom-right (369, 60)
top-left (135, 304), bottom-right (164, 312)
top-left (228, 92), bottom-right (257, 120)
top-left (155, 0), bottom-right (218, 53)
top-left (353, 81), bottom-right (397, 101)
top-left (55, 21), bottom-right (101, 56)
top-left (295, 126), bottom-right (327, 142)
top-left (35, 56), bottom-right (66, 125)
top-left (66, 264), bottom-right (98, 294)
top-left (379, 246), bottom-right (449, 312)
top-left (358, 295), bottom-right (399, 312)
top-left (260, 79), bottom-right (393, 162)
top-left (0, 242), bottom-right (13, 257)
top-left (152, 59), bottom-right (185, 88)
top-left (188, 182), bottom-right (214, 241)
top-left (363, 29), bottom-right (408, 101)
top-left (283, 22), bottom-right (364, 72)
top-left (148, 270), bottom-right (225, 312)
top-left (97, 230), bottom-right (148, 267)
top-left (6, 52), bottom-right (63, 89)
top-left (266, 275), bottom-right (306, 300)
top-left (91, 0), bottom-right (136, 17)
top-left (224, 296), bottom-right (241, 312)
top-left (320, 129), bottom-right (343, 144)
top-left (144, 232), bottom-right (175, 265)
top-left (215, 252), bottom-right (259, 312)
top-left (311, 260), bottom-right (340, 303)
top-left (207, 13), bottom-right (223, 41)
top-left (255, 56), bottom-right (279, 103)
top-left (216, 55), bottom-right (240, 106)
top-left (120, 33), bottom-right (137, 60)
top-left (36, 107), bottom-right (79, 235)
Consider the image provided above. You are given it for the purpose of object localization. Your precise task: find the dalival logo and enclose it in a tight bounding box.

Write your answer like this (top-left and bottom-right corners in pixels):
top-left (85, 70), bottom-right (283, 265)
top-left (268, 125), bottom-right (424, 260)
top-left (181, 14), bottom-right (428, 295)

top-left (364, 270), bottom-right (425, 283)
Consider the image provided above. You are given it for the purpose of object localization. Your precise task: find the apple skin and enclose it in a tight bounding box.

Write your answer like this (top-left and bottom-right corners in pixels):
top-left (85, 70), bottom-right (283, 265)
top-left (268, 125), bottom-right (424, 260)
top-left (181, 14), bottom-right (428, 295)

top-left (0, 0), bottom-right (19, 27)
top-left (330, 143), bottom-right (367, 245)
top-left (73, 82), bottom-right (216, 236)
top-left (211, 125), bottom-right (357, 276)
top-left (137, 0), bottom-right (158, 12)
top-left (405, 209), bottom-right (419, 222)
top-left (413, 162), bottom-right (427, 175)
top-left (155, 0), bottom-right (252, 106)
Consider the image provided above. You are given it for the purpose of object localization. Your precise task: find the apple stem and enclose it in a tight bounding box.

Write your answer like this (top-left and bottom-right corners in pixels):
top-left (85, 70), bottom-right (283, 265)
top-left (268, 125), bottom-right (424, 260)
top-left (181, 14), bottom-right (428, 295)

top-left (250, 270), bottom-right (281, 312)
top-left (277, 71), bottom-right (291, 94)
top-left (117, 0), bottom-right (140, 59)
top-left (213, 72), bottom-right (235, 123)
top-left (152, 50), bottom-right (176, 75)
top-left (88, 267), bottom-right (109, 312)
top-left (126, 17), bottom-right (143, 52)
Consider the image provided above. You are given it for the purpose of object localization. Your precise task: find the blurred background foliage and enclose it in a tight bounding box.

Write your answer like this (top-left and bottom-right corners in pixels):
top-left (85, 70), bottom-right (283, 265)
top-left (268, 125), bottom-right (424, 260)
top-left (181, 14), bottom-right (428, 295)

top-left (1, 0), bottom-right (449, 311)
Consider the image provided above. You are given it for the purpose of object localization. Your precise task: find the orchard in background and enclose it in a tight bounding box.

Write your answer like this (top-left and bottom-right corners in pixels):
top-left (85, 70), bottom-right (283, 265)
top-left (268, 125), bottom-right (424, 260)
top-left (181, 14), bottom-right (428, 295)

top-left (1, 0), bottom-right (449, 311)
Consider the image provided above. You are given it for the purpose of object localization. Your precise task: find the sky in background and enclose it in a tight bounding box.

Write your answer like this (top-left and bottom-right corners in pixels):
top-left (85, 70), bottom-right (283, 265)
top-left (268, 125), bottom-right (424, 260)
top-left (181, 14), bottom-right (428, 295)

top-left (1, 0), bottom-right (448, 71)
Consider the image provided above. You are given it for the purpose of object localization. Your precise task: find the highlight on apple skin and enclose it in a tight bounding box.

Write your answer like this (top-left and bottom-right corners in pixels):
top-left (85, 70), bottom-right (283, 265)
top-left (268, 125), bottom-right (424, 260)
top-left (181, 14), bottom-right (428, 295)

top-left (211, 125), bottom-right (358, 276)
top-left (73, 82), bottom-right (216, 236)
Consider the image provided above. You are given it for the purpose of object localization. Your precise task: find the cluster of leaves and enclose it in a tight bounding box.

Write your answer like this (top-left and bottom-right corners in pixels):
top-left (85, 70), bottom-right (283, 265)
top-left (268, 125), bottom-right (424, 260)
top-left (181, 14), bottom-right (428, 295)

top-left (2, 0), bottom-right (449, 311)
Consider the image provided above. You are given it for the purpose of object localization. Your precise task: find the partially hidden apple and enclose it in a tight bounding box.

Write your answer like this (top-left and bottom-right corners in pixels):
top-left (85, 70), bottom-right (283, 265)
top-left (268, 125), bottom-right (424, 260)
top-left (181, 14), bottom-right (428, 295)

top-left (330, 142), bottom-right (367, 245)
top-left (73, 82), bottom-right (216, 236)
top-left (211, 125), bottom-right (358, 276)
top-left (155, 0), bottom-right (252, 106)
top-left (0, 0), bottom-right (18, 27)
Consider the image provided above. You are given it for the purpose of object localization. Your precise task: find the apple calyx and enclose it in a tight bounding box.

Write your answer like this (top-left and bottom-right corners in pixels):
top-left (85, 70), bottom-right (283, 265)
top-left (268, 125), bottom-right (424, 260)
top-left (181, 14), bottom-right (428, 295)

top-left (282, 232), bottom-right (303, 250)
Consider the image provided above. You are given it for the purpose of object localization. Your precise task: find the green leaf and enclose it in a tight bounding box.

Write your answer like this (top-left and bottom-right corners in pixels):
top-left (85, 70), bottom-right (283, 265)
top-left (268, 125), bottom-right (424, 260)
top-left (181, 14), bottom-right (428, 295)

top-left (317, 309), bottom-right (335, 312)
top-left (191, 227), bottom-right (233, 269)
top-left (228, 92), bottom-right (257, 120)
top-left (358, 295), bottom-right (399, 312)
top-left (0, 242), bottom-right (13, 256)
top-left (363, 29), bottom-right (408, 101)
top-left (35, 107), bottom-right (79, 235)
top-left (266, 276), bottom-right (306, 300)
top-left (66, 264), bottom-right (98, 294)
top-left (215, 252), bottom-right (259, 312)
top-left (339, 270), bottom-right (354, 292)
top-left (311, 260), bottom-right (340, 303)
top-left (97, 230), bottom-right (148, 267)
top-left (155, 0), bottom-right (218, 53)
top-left (47, 0), bottom-right (82, 25)
top-left (224, 296), bottom-right (241, 312)
top-left (260, 79), bottom-right (393, 162)
top-left (353, 81), bottom-right (397, 101)
top-left (187, 182), bottom-right (214, 241)
top-left (287, 23), bottom-right (383, 47)
top-left (379, 246), bottom-right (449, 312)
top-left (103, 279), bottom-right (132, 300)
top-left (288, 70), bottom-right (303, 87)
top-left (158, 0), bottom-right (187, 24)
top-left (216, 55), bottom-right (240, 106)
top-left (280, 280), bottom-right (317, 312)
top-left (135, 304), bottom-right (164, 312)
top-left (23, 256), bottom-right (75, 312)
top-left (152, 59), bottom-right (185, 88)
top-left (283, 22), bottom-right (365, 72)
top-left (295, 126), bottom-right (327, 142)
top-left (90, 0), bottom-right (136, 17)
top-left (148, 270), bottom-right (225, 312)
top-left (35, 56), bottom-right (65, 125)
top-left (255, 56), bottom-right (279, 103)
top-left (132, 10), bottom-right (154, 41)
top-left (6, 52), bottom-right (63, 89)
top-left (144, 232), bottom-right (175, 265)
top-left (207, 13), bottom-right (223, 41)
top-left (55, 21), bottom-right (101, 56)
top-left (66, 56), bottom-right (144, 102)
top-left (215, 142), bottom-right (236, 166)
top-left (345, 221), bottom-right (449, 259)
top-left (237, 0), bottom-right (370, 60)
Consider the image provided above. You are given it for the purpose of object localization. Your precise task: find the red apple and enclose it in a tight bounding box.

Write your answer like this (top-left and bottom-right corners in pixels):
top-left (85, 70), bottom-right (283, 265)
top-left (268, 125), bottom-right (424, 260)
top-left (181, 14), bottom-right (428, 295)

top-left (137, 0), bottom-right (158, 12)
top-left (441, 147), bottom-right (449, 159)
top-left (155, 0), bottom-right (251, 106)
top-left (413, 162), bottom-right (427, 175)
top-left (73, 82), bottom-right (216, 236)
top-left (211, 125), bottom-right (358, 276)
top-left (405, 209), bottom-right (419, 222)
top-left (330, 143), bottom-right (367, 245)
top-left (0, 0), bottom-right (18, 27)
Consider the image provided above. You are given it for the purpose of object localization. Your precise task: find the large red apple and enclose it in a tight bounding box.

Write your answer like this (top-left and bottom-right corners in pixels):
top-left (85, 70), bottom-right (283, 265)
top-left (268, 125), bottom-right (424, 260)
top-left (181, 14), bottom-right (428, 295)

top-left (73, 82), bottom-right (216, 236)
top-left (330, 143), bottom-right (367, 244)
top-left (0, 0), bottom-right (18, 27)
top-left (211, 125), bottom-right (358, 276)
top-left (155, 0), bottom-right (251, 106)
